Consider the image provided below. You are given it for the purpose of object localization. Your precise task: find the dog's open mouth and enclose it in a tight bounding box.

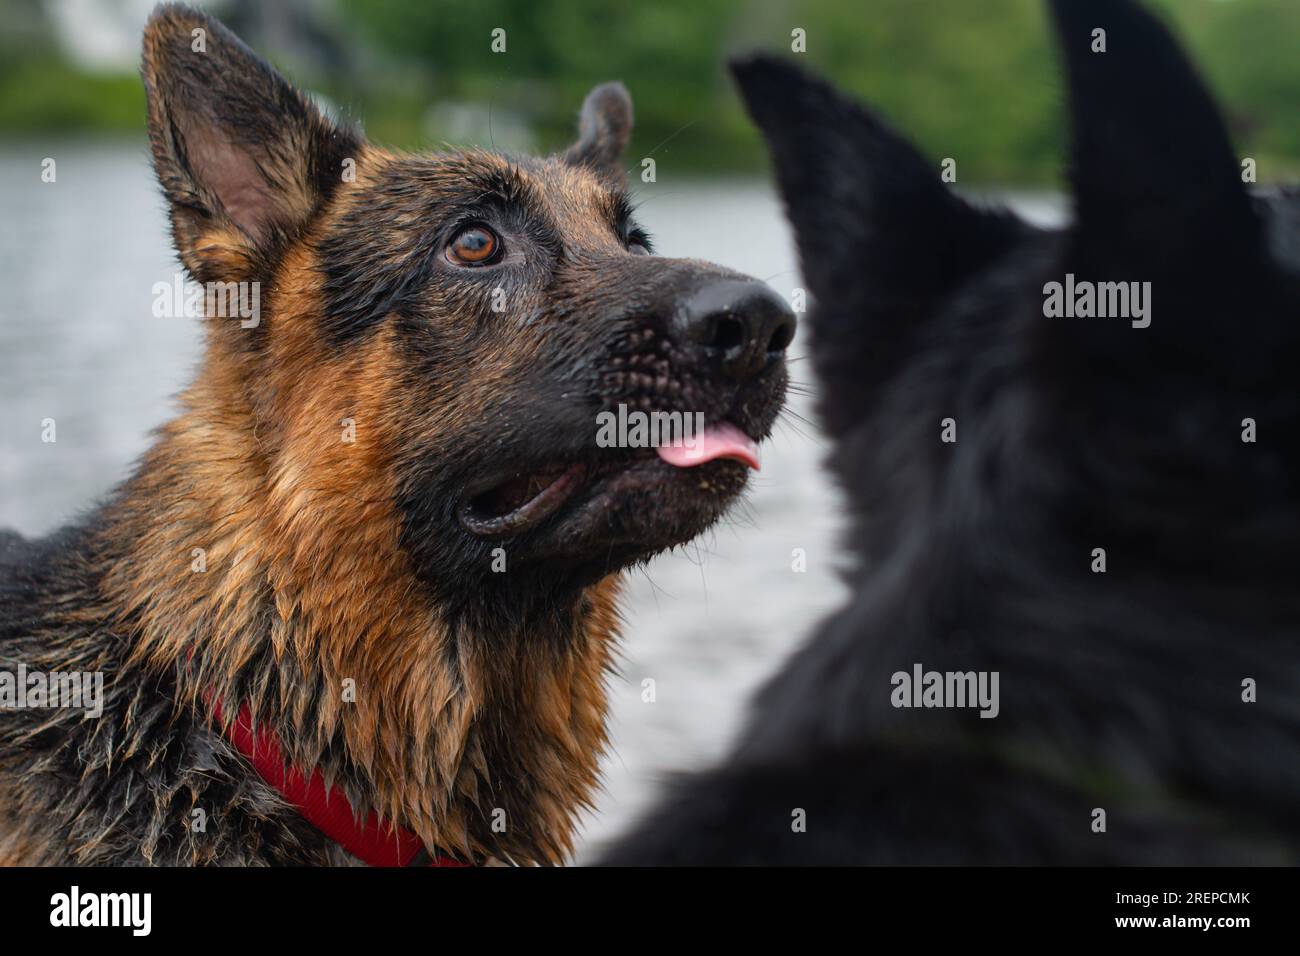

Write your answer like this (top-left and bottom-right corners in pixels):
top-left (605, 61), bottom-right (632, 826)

top-left (460, 463), bottom-right (588, 537)
top-left (458, 422), bottom-right (761, 537)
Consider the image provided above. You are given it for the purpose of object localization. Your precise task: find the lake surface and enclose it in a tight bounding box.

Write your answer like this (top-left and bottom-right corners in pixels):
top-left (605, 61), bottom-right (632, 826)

top-left (0, 141), bottom-right (1064, 860)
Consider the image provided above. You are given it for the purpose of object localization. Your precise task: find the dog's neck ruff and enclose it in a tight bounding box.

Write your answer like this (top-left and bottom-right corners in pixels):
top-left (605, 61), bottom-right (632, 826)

top-left (211, 697), bottom-right (467, 867)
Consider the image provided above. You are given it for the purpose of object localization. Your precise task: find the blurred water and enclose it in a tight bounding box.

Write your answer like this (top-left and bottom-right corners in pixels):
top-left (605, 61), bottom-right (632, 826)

top-left (0, 142), bottom-right (1064, 860)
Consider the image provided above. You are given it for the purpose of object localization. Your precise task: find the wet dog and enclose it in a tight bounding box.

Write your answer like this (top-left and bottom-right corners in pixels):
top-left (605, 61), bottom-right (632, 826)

top-left (0, 3), bottom-right (792, 865)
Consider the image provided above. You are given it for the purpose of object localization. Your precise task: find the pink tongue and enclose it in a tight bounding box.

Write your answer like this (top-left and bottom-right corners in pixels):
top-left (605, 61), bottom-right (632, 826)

top-left (655, 422), bottom-right (761, 471)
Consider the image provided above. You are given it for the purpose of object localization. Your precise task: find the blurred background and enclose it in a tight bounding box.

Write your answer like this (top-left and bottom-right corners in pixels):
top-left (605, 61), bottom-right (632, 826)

top-left (0, 0), bottom-right (1295, 860)
top-left (2, 0), bottom-right (1298, 177)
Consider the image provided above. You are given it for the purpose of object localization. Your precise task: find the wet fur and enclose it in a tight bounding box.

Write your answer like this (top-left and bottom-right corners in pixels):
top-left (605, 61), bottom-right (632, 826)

top-left (0, 4), bottom-right (783, 864)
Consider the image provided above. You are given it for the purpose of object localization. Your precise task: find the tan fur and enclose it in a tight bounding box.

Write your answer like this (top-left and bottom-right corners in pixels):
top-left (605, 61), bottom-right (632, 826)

top-left (2, 7), bottom-right (764, 866)
top-left (92, 150), bottom-right (621, 863)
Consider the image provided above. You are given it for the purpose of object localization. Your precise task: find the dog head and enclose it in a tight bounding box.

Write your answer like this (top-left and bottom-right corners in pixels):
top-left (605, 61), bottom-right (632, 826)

top-left (141, 4), bottom-right (793, 619)
top-left (727, 0), bottom-right (1300, 823)
top-left (731, 0), bottom-right (1299, 568)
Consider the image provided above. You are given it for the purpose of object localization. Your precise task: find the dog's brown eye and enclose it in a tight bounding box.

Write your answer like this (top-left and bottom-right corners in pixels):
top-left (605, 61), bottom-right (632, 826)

top-left (447, 225), bottom-right (500, 265)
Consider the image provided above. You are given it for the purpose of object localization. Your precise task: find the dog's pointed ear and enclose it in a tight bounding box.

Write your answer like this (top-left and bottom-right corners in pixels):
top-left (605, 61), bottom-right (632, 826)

top-left (1046, 0), bottom-right (1279, 382)
top-left (730, 55), bottom-right (1025, 432)
top-left (142, 3), bottom-right (362, 280)
top-left (563, 82), bottom-right (633, 182)
top-left (1049, 0), bottom-right (1260, 269)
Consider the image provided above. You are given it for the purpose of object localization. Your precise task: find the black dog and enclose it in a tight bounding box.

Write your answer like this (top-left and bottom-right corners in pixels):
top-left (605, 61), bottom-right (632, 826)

top-left (604, 0), bottom-right (1300, 864)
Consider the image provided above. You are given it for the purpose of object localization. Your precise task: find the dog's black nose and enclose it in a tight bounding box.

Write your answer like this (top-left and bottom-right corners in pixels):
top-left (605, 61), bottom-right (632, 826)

top-left (675, 279), bottom-right (795, 380)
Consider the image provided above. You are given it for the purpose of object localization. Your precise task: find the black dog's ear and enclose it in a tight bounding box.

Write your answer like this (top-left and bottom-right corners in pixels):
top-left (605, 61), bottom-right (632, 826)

top-left (142, 3), bottom-right (361, 280)
top-left (563, 82), bottom-right (633, 182)
top-left (1047, 0), bottom-right (1281, 384)
top-left (730, 55), bottom-right (1025, 431)
top-left (1049, 0), bottom-right (1260, 273)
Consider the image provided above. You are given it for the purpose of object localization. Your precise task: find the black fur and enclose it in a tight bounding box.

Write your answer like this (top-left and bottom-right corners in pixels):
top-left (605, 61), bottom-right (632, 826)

top-left (0, 520), bottom-right (340, 865)
top-left (0, 4), bottom-right (793, 865)
top-left (603, 0), bottom-right (1300, 865)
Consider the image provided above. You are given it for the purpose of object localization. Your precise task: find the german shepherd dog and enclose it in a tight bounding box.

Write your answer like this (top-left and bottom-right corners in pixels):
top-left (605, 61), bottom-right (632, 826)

top-left (605, 0), bottom-right (1299, 864)
top-left (0, 4), bottom-right (792, 865)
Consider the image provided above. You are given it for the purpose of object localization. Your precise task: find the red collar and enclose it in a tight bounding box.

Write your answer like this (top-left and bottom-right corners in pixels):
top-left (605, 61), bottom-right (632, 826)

top-left (211, 698), bottom-right (467, 867)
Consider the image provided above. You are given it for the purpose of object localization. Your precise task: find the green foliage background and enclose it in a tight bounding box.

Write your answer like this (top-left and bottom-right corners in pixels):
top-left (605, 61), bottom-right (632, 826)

top-left (1, 0), bottom-right (1295, 183)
